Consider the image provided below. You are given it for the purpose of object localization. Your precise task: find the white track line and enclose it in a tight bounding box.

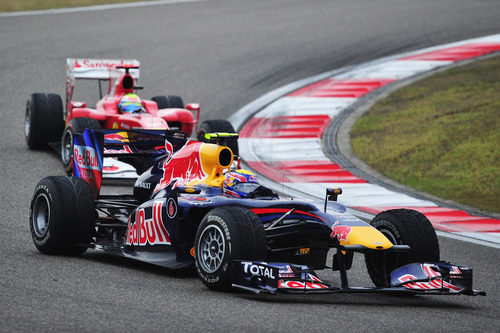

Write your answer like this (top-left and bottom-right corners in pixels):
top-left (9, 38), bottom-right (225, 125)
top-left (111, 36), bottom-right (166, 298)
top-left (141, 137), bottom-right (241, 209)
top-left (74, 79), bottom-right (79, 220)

top-left (0, 0), bottom-right (204, 18)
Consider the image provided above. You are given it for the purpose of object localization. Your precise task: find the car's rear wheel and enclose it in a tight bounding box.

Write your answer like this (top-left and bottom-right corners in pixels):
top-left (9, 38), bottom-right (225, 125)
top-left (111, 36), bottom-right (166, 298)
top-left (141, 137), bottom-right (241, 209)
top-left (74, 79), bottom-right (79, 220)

top-left (30, 176), bottom-right (95, 255)
top-left (197, 119), bottom-right (239, 156)
top-left (194, 206), bottom-right (267, 291)
top-left (25, 93), bottom-right (64, 150)
top-left (364, 209), bottom-right (440, 287)
top-left (61, 117), bottom-right (101, 175)
top-left (152, 95), bottom-right (185, 109)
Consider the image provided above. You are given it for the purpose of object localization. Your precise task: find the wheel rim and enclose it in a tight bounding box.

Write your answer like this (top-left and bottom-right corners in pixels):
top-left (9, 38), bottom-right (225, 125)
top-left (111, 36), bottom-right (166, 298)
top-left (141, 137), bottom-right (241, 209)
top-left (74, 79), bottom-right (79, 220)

top-left (32, 193), bottom-right (50, 238)
top-left (374, 226), bottom-right (401, 274)
top-left (198, 225), bottom-right (226, 273)
top-left (378, 227), bottom-right (397, 244)
top-left (25, 101), bottom-right (31, 138)
top-left (61, 129), bottom-right (73, 165)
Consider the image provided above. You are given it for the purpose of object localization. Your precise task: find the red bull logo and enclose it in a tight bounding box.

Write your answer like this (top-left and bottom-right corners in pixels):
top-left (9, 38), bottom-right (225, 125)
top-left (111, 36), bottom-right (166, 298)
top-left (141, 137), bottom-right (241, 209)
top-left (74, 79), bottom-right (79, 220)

top-left (330, 221), bottom-right (352, 241)
top-left (74, 144), bottom-right (100, 171)
top-left (73, 143), bottom-right (102, 198)
top-left (126, 201), bottom-right (171, 246)
top-left (154, 141), bottom-right (207, 193)
top-left (104, 131), bottom-right (130, 143)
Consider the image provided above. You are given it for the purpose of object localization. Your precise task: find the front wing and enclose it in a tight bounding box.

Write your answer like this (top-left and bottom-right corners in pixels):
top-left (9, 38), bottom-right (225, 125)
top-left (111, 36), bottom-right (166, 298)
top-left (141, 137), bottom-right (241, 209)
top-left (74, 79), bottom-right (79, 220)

top-left (232, 260), bottom-right (486, 296)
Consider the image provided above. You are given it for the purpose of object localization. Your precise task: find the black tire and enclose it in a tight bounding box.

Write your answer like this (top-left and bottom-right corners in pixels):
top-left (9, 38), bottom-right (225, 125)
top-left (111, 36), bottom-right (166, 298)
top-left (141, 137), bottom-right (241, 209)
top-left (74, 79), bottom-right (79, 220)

top-left (364, 209), bottom-right (440, 287)
top-left (197, 119), bottom-right (239, 156)
top-left (25, 93), bottom-right (64, 150)
top-left (29, 176), bottom-right (95, 255)
top-left (152, 95), bottom-right (185, 109)
top-left (194, 206), bottom-right (267, 291)
top-left (61, 117), bottom-right (101, 175)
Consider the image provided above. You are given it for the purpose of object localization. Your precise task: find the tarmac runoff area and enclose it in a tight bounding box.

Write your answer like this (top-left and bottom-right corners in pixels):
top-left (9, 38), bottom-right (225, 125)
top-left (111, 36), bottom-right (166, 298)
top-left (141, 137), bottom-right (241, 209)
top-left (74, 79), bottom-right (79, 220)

top-left (229, 33), bottom-right (500, 249)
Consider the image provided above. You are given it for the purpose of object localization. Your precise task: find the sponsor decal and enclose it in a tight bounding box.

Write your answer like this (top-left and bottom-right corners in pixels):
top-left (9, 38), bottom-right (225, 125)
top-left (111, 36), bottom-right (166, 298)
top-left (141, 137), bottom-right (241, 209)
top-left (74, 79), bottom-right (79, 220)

top-left (278, 265), bottom-right (296, 278)
top-left (399, 264), bottom-right (462, 291)
top-left (74, 59), bottom-right (134, 70)
top-left (297, 247), bottom-right (310, 255)
top-left (126, 201), bottom-right (171, 246)
top-left (330, 221), bottom-right (352, 241)
top-left (279, 274), bottom-right (296, 278)
top-left (104, 131), bottom-right (155, 143)
top-left (136, 182), bottom-right (151, 189)
top-left (103, 145), bottom-right (134, 154)
top-left (279, 265), bottom-right (294, 274)
top-left (241, 262), bottom-right (276, 279)
top-left (278, 280), bottom-right (328, 289)
top-left (154, 141), bottom-right (207, 193)
top-left (278, 272), bottom-right (328, 289)
top-left (74, 145), bottom-right (100, 171)
top-left (104, 131), bottom-right (130, 143)
top-left (166, 197), bottom-right (177, 219)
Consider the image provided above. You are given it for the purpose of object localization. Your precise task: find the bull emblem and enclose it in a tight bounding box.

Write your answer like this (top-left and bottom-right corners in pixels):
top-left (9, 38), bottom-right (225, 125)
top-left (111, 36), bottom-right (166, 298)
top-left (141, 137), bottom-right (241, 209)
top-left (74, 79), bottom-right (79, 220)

top-left (330, 221), bottom-right (352, 241)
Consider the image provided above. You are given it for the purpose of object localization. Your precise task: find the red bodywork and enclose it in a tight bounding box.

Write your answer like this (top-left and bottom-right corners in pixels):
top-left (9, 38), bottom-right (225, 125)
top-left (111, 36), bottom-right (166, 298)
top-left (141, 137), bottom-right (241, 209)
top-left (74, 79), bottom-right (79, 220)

top-left (65, 58), bottom-right (199, 136)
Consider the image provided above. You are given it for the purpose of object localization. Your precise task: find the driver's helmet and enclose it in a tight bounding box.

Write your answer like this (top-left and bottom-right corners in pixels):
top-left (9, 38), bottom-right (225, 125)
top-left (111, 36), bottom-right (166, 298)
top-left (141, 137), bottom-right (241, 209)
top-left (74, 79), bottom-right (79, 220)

top-left (118, 93), bottom-right (143, 113)
top-left (223, 169), bottom-right (259, 198)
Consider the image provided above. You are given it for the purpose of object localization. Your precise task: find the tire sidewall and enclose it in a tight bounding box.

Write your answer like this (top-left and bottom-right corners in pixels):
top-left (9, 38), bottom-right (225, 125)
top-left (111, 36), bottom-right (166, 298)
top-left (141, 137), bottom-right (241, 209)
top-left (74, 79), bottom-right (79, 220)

top-left (195, 212), bottom-right (233, 288)
top-left (24, 97), bottom-right (33, 144)
top-left (25, 93), bottom-right (64, 150)
top-left (29, 176), bottom-right (95, 255)
top-left (370, 218), bottom-right (404, 245)
top-left (61, 125), bottom-right (74, 172)
top-left (29, 180), bottom-right (60, 252)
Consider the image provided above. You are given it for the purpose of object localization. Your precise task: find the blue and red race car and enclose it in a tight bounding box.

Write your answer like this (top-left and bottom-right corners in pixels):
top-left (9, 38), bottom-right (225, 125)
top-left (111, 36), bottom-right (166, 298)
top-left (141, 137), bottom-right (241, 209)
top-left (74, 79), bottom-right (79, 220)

top-left (24, 58), bottom-right (235, 177)
top-left (29, 129), bottom-right (485, 296)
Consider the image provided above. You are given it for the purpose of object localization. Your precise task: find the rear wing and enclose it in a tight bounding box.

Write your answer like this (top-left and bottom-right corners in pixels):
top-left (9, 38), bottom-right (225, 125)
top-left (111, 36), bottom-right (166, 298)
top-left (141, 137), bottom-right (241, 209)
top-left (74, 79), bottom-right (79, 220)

top-left (72, 129), bottom-right (188, 197)
top-left (65, 58), bottom-right (140, 114)
top-left (66, 58), bottom-right (140, 80)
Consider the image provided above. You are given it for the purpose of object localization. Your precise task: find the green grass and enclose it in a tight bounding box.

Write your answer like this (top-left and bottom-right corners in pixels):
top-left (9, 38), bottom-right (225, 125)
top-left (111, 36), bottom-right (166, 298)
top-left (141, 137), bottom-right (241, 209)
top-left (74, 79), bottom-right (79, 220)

top-left (351, 55), bottom-right (500, 213)
top-left (0, 0), bottom-right (152, 12)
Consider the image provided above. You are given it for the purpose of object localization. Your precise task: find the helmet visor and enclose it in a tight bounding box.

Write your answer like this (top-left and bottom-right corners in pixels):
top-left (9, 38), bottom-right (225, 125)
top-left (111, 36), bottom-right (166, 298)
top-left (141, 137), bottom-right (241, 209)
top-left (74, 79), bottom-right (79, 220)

top-left (233, 182), bottom-right (260, 194)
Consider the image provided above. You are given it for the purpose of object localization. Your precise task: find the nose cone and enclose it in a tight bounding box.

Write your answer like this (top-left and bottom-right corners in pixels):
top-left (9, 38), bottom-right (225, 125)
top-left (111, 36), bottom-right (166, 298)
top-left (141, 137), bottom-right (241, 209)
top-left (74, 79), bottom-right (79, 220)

top-left (136, 114), bottom-right (168, 129)
top-left (331, 224), bottom-right (393, 249)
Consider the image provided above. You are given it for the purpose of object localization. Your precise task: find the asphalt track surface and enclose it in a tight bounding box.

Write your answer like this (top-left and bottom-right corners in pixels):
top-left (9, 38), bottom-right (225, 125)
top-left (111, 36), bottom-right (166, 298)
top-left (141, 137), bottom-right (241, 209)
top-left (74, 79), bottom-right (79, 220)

top-left (1, 1), bottom-right (500, 332)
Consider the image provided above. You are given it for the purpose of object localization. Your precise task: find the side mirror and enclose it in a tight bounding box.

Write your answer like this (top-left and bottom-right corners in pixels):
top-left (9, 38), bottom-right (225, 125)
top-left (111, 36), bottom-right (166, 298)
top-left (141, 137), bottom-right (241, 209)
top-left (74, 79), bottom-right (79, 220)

top-left (186, 103), bottom-right (201, 132)
top-left (324, 187), bottom-right (342, 212)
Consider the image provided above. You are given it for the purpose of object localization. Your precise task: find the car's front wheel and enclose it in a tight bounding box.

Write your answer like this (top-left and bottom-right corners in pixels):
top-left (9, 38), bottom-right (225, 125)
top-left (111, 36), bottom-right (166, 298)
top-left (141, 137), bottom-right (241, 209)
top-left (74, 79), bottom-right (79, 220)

top-left (364, 209), bottom-right (440, 287)
top-left (30, 176), bottom-right (95, 255)
top-left (194, 206), bottom-right (267, 291)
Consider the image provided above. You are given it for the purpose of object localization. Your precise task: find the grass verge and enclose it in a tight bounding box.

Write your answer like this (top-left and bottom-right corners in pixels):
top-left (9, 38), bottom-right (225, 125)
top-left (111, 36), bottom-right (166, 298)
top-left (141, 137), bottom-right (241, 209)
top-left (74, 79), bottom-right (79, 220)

top-left (0, 0), bottom-right (151, 12)
top-left (350, 55), bottom-right (500, 213)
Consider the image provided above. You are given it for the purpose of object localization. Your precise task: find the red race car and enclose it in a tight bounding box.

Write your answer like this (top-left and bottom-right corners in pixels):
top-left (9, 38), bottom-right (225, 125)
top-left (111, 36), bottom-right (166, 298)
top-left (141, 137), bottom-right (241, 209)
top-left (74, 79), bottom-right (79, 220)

top-left (25, 58), bottom-right (236, 177)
